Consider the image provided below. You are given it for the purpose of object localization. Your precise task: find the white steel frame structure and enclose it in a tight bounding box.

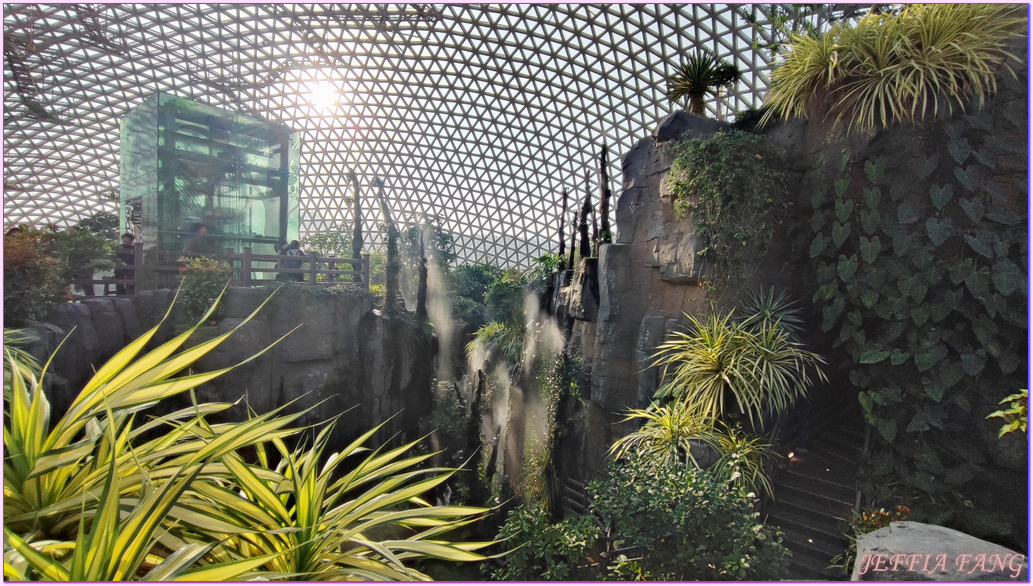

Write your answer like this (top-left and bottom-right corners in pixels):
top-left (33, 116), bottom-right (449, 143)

top-left (5, 4), bottom-right (789, 265)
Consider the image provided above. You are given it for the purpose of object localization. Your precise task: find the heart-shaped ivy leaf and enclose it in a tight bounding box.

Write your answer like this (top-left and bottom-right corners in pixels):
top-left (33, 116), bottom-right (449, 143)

top-left (877, 419), bottom-right (897, 442)
top-left (985, 202), bottom-right (1021, 225)
top-left (929, 184), bottom-right (953, 210)
top-left (915, 154), bottom-right (939, 179)
top-left (960, 352), bottom-right (986, 376)
top-left (837, 254), bottom-right (858, 282)
top-left (834, 178), bottom-right (850, 198)
top-left (910, 305), bottom-right (930, 326)
top-left (991, 259), bottom-right (1024, 296)
top-left (963, 233), bottom-right (994, 258)
top-left (860, 291), bottom-right (879, 308)
top-left (859, 236), bottom-right (880, 263)
top-left (897, 202), bottom-right (920, 224)
top-left (832, 221), bottom-right (851, 248)
top-left (938, 360), bottom-right (963, 388)
top-left (860, 209), bottom-right (879, 235)
top-left (863, 186), bottom-right (881, 209)
top-left (954, 165), bottom-right (975, 191)
top-left (923, 379), bottom-right (946, 402)
top-left (835, 199), bottom-right (854, 223)
top-left (914, 344), bottom-right (947, 372)
top-left (947, 137), bottom-right (972, 164)
top-left (864, 158), bottom-right (885, 184)
top-left (925, 217), bottom-right (951, 246)
top-left (859, 348), bottom-right (890, 364)
top-left (959, 198), bottom-right (984, 223)
top-left (889, 348), bottom-right (909, 365)
top-left (809, 234), bottom-right (830, 258)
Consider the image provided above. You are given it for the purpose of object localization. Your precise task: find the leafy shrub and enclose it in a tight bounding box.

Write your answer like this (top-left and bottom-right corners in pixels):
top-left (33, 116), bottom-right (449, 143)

top-left (652, 310), bottom-right (826, 425)
top-left (763, 4), bottom-right (1026, 132)
top-left (830, 505), bottom-right (911, 576)
top-left (489, 504), bottom-right (599, 581)
top-left (180, 256), bottom-right (232, 323)
top-left (51, 227), bottom-right (115, 290)
top-left (588, 456), bottom-right (789, 581)
top-left (4, 227), bottom-right (69, 323)
top-left (667, 131), bottom-right (788, 279)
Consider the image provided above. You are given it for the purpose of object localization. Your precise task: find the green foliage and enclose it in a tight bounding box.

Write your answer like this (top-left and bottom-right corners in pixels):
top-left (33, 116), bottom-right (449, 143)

top-left (304, 227), bottom-right (353, 257)
top-left (668, 131), bottom-right (788, 280)
top-left (830, 505), bottom-right (911, 576)
top-left (51, 228), bottom-right (115, 287)
top-left (368, 283), bottom-right (386, 310)
top-left (74, 211), bottom-right (121, 240)
top-left (764, 4), bottom-right (1026, 132)
top-left (987, 389), bottom-right (1028, 438)
top-left (805, 96), bottom-right (1027, 541)
top-left (180, 256), bottom-right (232, 323)
top-left (488, 504), bottom-right (599, 581)
top-left (608, 402), bottom-right (779, 498)
top-left (608, 402), bottom-right (719, 467)
top-left (524, 253), bottom-right (562, 294)
top-left (4, 227), bottom-right (68, 323)
top-left (466, 322), bottom-right (524, 369)
top-left (3, 288), bottom-right (491, 580)
top-left (588, 456), bottom-right (789, 580)
top-left (652, 310), bottom-right (826, 426)
top-left (448, 263), bottom-right (504, 331)
top-left (484, 269), bottom-right (526, 326)
top-left (665, 52), bottom-right (741, 116)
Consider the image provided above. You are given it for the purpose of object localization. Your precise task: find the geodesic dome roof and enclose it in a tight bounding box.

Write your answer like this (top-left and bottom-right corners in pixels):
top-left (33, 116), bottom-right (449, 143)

top-left (5, 4), bottom-right (785, 265)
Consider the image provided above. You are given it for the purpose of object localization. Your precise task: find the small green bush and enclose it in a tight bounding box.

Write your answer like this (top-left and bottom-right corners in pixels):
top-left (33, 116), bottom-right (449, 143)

top-left (3, 227), bottom-right (68, 323)
top-left (489, 504), bottom-right (600, 581)
top-left (588, 456), bottom-right (790, 581)
top-left (180, 256), bottom-right (232, 323)
top-left (668, 131), bottom-right (788, 279)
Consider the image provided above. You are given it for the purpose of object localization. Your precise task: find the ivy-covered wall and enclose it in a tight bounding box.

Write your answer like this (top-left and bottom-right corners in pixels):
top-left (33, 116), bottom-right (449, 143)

top-left (799, 43), bottom-right (1028, 547)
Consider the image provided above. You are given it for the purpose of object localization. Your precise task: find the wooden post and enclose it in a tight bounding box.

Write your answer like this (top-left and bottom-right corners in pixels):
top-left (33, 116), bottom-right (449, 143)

top-left (309, 255), bottom-right (318, 284)
top-left (362, 254), bottom-right (370, 291)
top-left (242, 247), bottom-right (252, 286)
top-left (133, 242), bottom-right (145, 293)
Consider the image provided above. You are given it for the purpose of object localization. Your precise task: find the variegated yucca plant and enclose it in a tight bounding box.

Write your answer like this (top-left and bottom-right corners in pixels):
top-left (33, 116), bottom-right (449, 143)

top-left (3, 285), bottom-right (491, 580)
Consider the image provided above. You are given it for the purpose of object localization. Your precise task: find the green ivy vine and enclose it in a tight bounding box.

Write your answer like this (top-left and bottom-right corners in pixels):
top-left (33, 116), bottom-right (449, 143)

top-left (805, 98), bottom-right (1028, 542)
top-left (668, 131), bottom-right (789, 281)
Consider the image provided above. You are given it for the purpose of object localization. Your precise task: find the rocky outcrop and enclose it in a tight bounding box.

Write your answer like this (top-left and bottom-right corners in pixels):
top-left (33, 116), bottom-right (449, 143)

top-left (852, 522), bottom-right (1028, 581)
top-left (26, 285), bottom-right (435, 449)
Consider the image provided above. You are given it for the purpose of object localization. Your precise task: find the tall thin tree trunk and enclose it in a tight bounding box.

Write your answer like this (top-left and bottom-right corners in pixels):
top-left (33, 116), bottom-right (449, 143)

top-left (587, 172), bottom-right (598, 250)
top-left (598, 146), bottom-right (612, 246)
top-left (374, 179), bottom-right (405, 315)
top-left (578, 192), bottom-right (592, 259)
top-left (416, 228), bottom-right (428, 319)
top-left (350, 172), bottom-right (363, 282)
top-left (557, 187), bottom-right (568, 269)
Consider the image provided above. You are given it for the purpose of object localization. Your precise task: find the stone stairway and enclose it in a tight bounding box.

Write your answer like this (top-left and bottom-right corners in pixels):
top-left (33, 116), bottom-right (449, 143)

top-left (766, 410), bottom-right (865, 581)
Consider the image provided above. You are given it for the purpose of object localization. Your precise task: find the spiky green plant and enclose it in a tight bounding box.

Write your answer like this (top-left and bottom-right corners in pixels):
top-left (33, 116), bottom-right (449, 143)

top-left (711, 424), bottom-right (779, 499)
top-left (737, 287), bottom-right (804, 339)
top-left (652, 311), bottom-right (826, 426)
top-left (178, 421), bottom-right (492, 580)
top-left (466, 321), bottom-right (525, 367)
top-left (763, 4), bottom-right (1026, 132)
top-left (2, 285), bottom-right (295, 539)
top-left (608, 402), bottom-right (719, 466)
top-left (666, 52), bottom-right (742, 116)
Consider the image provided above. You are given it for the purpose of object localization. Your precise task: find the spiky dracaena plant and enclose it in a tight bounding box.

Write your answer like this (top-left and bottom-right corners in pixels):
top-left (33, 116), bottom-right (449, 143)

top-left (666, 52), bottom-right (742, 117)
top-left (652, 311), bottom-right (826, 426)
top-left (608, 402), bottom-right (719, 467)
top-left (180, 420), bottom-right (492, 580)
top-left (763, 4), bottom-right (1027, 132)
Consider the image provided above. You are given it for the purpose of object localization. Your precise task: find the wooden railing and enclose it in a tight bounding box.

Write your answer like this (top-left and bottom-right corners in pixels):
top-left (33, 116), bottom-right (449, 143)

top-left (69, 244), bottom-right (370, 296)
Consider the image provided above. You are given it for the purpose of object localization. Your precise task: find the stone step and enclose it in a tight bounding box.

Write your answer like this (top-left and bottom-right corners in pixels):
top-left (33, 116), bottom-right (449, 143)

top-left (776, 482), bottom-right (854, 513)
top-left (768, 508), bottom-right (850, 547)
top-left (781, 527), bottom-right (847, 560)
top-left (780, 469), bottom-right (857, 504)
top-left (768, 499), bottom-right (844, 536)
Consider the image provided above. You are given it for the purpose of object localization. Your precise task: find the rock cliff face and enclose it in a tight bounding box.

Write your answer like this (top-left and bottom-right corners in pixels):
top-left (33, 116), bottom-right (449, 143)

top-left (27, 285), bottom-right (435, 448)
top-left (556, 112), bottom-right (814, 478)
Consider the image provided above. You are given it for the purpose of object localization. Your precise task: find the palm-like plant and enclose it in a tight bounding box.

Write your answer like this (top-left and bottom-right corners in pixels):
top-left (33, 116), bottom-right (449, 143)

top-left (652, 311), bottom-right (826, 426)
top-left (179, 422), bottom-right (491, 580)
top-left (763, 4), bottom-right (1026, 131)
top-left (666, 52), bottom-right (742, 117)
top-left (608, 402), bottom-right (719, 466)
top-left (711, 423), bottom-right (779, 499)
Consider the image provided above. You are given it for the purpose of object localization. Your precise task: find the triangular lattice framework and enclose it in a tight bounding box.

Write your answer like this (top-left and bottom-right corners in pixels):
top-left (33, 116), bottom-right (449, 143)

top-left (4, 4), bottom-right (785, 266)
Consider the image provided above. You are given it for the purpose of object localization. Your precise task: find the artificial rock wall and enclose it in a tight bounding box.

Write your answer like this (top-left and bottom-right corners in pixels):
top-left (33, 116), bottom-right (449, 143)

top-left (26, 286), bottom-right (435, 448)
